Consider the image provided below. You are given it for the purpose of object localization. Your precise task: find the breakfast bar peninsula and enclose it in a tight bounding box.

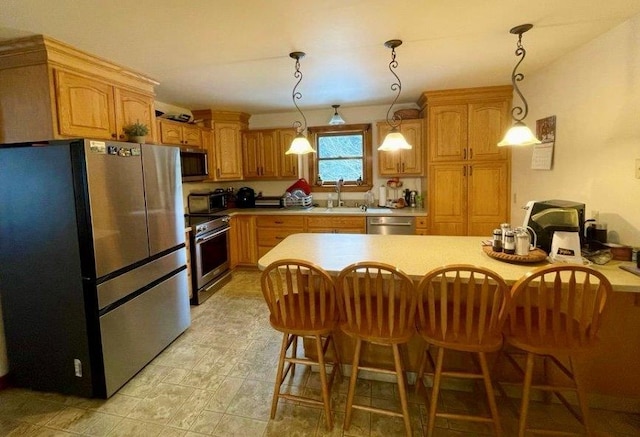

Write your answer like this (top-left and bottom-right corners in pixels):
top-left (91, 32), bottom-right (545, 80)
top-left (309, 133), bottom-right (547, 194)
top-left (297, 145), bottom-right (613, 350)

top-left (258, 233), bottom-right (640, 405)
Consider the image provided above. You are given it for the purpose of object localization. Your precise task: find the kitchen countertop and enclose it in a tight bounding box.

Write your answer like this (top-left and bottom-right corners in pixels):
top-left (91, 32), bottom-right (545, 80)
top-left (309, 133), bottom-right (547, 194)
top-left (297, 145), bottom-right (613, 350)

top-left (257, 233), bottom-right (640, 293)
top-left (224, 206), bottom-right (427, 217)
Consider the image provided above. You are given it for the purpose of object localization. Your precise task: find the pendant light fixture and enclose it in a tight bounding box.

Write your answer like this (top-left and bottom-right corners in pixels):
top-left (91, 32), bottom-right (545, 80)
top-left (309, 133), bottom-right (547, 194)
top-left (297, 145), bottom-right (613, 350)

top-left (285, 51), bottom-right (315, 155)
top-left (378, 39), bottom-right (411, 151)
top-left (497, 24), bottom-right (542, 147)
top-left (328, 104), bottom-right (346, 125)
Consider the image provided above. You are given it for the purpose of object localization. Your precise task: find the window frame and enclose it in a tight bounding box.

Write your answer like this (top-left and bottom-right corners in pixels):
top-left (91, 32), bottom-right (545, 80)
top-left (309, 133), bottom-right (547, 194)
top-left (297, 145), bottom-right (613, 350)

top-left (307, 123), bottom-right (372, 193)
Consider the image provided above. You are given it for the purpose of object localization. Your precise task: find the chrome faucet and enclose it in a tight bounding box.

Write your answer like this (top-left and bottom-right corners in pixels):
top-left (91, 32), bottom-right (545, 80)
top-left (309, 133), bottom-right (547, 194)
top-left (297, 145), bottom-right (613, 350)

top-left (335, 178), bottom-right (344, 207)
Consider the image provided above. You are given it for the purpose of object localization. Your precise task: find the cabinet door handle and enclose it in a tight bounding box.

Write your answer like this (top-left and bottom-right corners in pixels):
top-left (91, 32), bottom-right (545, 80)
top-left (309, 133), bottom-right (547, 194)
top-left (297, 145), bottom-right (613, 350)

top-left (217, 168), bottom-right (221, 178)
top-left (402, 162), bottom-right (405, 172)
top-left (463, 149), bottom-right (467, 160)
top-left (469, 148), bottom-right (473, 159)
top-left (463, 166), bottom-right (467, 177)
top-left (274, 221), bottom-right (284, 224)
top-left (111, 133), bottom-right (117, 139)
top-left (469, 165), bottom-right (473, 176)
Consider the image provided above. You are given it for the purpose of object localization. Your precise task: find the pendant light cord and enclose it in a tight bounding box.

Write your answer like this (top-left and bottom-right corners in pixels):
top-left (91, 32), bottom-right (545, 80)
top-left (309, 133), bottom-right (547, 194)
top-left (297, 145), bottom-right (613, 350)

top-left (290, 53), bottom-right (308, 134)
top-left (510, 29), bottom-right (530, 123)
top-left (385, 42), bottom-right (403, 130)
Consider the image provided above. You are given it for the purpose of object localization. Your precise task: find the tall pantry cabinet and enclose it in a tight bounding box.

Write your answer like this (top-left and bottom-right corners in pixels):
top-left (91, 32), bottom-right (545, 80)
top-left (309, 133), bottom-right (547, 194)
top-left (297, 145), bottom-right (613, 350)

top-left (419, 86), bottom-right (513, 236)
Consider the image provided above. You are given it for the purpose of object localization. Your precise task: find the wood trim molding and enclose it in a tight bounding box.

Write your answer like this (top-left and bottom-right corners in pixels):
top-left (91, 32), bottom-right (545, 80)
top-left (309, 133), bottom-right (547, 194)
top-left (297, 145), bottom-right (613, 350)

top-left (417, 85), bottom-right (513, 109)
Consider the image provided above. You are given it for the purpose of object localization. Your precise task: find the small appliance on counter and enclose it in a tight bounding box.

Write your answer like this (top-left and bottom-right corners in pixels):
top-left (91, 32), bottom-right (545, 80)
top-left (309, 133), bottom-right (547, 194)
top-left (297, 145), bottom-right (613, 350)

top-left (188, 190), bottom-right (227, 214)
top-left (523, 200), bottom-right (586, 253)
top-left (236, 186), bottom-right (256, 208)
top-left (254, 196), bottom-right (283, 208)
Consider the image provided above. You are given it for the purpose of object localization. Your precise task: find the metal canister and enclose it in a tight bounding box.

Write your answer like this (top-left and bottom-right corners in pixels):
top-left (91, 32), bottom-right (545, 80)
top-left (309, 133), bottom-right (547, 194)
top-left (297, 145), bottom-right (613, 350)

top-left (503, 230), bottom-right (516, 254)
top-left (514, 227), bottom-right (531, 256)
top-left (492, 228), bottom-right (503, 252)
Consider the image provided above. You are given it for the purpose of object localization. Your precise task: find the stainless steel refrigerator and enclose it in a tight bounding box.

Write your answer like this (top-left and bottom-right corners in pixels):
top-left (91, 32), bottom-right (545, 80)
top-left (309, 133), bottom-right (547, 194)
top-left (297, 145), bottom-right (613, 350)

top-left (0, 139), bottom-right (190, 398)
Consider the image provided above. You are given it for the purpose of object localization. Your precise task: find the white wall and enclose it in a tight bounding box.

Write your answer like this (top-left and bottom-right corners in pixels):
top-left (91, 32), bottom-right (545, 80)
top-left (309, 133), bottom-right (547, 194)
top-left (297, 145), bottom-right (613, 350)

top-left (511, 13), bottom-right (640, 246)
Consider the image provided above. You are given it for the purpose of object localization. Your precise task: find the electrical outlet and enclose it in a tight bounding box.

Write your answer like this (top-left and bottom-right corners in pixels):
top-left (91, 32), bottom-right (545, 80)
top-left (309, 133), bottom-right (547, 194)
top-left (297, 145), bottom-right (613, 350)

top-left (74, 359), bottom-right (82, 377)
top-left (636, 159), bottom-right (640, 179)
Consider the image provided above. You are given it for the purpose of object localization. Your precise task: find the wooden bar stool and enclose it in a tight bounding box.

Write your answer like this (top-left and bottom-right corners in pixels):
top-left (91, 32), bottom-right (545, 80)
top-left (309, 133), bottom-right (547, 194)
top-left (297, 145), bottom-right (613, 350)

top-left (336, 262), bottom-right (417, 437)
top-left (415, 264), bottom-right (510, 436)
top-left (503, 264), bottom-right (612, 437)
top-left (260, 259), bottom-right (341, 430)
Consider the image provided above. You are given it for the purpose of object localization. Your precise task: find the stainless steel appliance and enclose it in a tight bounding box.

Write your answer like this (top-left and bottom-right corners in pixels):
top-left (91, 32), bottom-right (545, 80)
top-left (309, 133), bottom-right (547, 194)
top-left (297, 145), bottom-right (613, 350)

top-left (367, 216), bottom-right (416, 235)
top-left (0, 139), bottom-right (190, 398)
top-left (187, 214), bottom-right (232, 304)
top-left (236, 186), bottom-right (256, 208)
top-left (188, 191), bottom-right (227, 214)
top-left (180, 148), bottom-right (208, 181)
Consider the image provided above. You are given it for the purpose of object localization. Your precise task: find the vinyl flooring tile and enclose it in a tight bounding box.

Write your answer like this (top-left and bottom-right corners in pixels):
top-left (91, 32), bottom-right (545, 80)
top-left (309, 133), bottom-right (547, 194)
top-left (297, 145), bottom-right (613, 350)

top-left (0, 269), bottom-right (638, 436)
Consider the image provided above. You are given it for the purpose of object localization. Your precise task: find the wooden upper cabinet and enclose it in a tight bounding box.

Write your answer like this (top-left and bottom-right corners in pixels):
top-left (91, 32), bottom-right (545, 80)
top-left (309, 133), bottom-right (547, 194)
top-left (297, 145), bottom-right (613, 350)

top-left (467, 101), bottom-right (509, 161)
top-left (428, 104), bottom-right (468, 162)
top-left (0, 35), bottom-right (158, 144)
top-left (242, 127), bottom-right (299, 180)
top-left (377, 119), bottom-right (424, 176)
top-left (158, 119), bottom-right (201, 147)
top-left (279, 128), bottom-right (299, 178)
top-left (423, 86), bottom-right (512, 163)
top-left (56, 70), bottom-right (157, 142)
top-left (114, 87), bottom-right (156, 142)
top-left (213, 122), bottom-right (244, 180)
top-left (242, 130), bottom-right (278, 179)
top-left (55, 70), bottom-right (116, 140)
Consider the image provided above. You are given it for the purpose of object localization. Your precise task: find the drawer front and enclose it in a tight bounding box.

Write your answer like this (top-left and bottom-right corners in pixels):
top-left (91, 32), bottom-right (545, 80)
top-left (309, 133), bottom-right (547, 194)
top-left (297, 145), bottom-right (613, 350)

top-left (256, 215), bottom-right (304, 228)
top-left (257, 228), bottom-right (300, 247)
top-left (306, 216), bottom-right (365, 229)
top-left (416, 216), bottom-right (428, 228)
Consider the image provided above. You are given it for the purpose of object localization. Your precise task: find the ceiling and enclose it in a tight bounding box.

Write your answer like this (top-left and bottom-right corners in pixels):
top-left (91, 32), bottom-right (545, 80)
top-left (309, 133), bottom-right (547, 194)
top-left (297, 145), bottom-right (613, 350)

top-left (2, 1), bottom-right (640, 114)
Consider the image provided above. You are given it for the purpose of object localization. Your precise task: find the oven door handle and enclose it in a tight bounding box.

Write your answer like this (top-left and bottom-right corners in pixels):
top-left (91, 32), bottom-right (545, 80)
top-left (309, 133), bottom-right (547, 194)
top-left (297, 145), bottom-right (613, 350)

top-left (195, 227), bottom-right (229, 244)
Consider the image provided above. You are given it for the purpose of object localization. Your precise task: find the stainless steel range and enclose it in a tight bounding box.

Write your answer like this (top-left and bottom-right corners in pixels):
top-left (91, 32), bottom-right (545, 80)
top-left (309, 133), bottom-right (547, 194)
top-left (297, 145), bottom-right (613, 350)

top-left (187, 214), bottom-right (231, 305)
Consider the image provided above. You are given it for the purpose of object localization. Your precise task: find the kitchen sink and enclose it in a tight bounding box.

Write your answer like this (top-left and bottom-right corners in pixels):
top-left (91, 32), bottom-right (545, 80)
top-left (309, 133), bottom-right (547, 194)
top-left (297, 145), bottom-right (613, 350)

top-left (317, 207), bottom-right (366, 213)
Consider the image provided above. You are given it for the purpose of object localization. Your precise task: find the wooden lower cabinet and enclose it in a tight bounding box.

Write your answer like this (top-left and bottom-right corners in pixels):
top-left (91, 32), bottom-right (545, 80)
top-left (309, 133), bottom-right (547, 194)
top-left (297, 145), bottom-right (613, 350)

top-left (256, 215), bottom-right (305, 259)
top-left (415, 216), bottom-right (428, 235)
top-left (305, 216), bottom-right (366, 234)
top-left (229, 215), bottom-right (257, 268)
top-left (428, 162), bottom-right (509, 237)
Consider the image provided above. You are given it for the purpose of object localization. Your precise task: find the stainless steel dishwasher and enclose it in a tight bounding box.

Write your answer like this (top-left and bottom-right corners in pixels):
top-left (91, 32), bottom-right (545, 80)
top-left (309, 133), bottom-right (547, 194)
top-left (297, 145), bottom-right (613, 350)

top-left (366, 216), bottom-right (416, 235)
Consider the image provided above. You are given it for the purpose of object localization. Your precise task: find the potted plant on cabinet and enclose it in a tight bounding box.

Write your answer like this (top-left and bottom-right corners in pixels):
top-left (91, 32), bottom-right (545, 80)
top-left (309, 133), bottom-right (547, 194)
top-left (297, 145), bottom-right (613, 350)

top-left (123, 121), bottom-right (149, 143)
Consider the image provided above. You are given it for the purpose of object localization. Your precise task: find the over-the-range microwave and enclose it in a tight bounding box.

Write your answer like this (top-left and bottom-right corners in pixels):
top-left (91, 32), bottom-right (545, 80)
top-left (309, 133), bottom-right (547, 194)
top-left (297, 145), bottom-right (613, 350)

top-left (180, 148), bottom-right (208, 181)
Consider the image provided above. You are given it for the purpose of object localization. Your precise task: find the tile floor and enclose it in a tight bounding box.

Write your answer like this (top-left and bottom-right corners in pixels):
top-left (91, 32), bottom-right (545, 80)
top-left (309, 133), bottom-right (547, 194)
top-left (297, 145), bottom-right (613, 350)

top-left (0, 268), bottom-right (639, 436)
